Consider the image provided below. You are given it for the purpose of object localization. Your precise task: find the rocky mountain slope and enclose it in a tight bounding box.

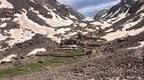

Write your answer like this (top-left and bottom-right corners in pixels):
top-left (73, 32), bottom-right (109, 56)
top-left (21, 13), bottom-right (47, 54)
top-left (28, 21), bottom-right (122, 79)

top-left (92, 0), bottom-right (144, 49)
top-left (0, 0), bottom-right (144, 80)
top-left (94, 8), bottom-right (109, 21)
top-left (0, 0), bottom-right (143, 67)
top-left (0, 0), bottom-right (88, 60)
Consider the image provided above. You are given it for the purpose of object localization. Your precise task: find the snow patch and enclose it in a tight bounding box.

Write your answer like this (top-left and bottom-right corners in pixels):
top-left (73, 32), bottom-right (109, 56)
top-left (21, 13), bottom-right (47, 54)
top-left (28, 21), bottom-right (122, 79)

top-left (107, 8), bottom-right (129, 23)
top-left (91, 21), bottom-right (112, 29)
top-left (0, 0), bottom-right (13, 8)
top-left (102, 26), bottom-right (144, 41)
top-left (102, 13), bottom-right (144, 41)
top-left (69, 14), bottom-right (77, 20)
top-left (27, 48), bottom-right (46, 56)
top-left (127, 41), bottom-right (144, 49)
top-left (79, 23), bottom-right (87, 28)
top-left (123, 18), bottom-right (143, 30)
top-left (0, 33), bottom-right (7, 41)
top-left (37, 6), bottom-right (73, 27)
top-left (6, 29), bottom-right (35, 46)
top-left (0, 23), bottom-right (7, 28)
top-left (105, 28), bottom-right (113, 33)
top-left (136, 5), bottom-right (144, 13)
top-left (83, 17), bottom-right (94, 21)
top-left (0, 54), bottom-right (17, 63)
top-left (18, 12), bottom-right (61, 43)
top-left (57, 28), bottom-right (71, 34)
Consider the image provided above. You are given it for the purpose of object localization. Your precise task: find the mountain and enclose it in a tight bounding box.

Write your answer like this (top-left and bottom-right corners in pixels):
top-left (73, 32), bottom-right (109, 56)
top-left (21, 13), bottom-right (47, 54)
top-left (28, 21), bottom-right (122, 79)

top-left (92, 0), bottom-right (144, 49)
top-left (0, 0), bottom-right (86, 58)
top-left (73, 0), bottom-right (144, 79)
top-left (94, 8), bottom-right (109, 21)
top-left (0, 0), bottom-right (144, 80)
top-left (0, 0), bottom-right (144, 66)
top-left (0, 0), bottom-right (143, 63)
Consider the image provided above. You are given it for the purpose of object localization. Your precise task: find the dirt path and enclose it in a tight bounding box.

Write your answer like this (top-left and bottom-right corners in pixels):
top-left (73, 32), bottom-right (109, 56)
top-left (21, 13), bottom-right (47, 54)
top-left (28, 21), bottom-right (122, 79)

top-left (1, 48), bottom-right (144, 80)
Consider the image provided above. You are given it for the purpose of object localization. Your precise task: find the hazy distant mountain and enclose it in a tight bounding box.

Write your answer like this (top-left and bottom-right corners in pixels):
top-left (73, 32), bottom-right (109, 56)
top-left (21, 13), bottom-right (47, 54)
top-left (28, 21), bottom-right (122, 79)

top-left (94, 8), bottom-right (109, 21)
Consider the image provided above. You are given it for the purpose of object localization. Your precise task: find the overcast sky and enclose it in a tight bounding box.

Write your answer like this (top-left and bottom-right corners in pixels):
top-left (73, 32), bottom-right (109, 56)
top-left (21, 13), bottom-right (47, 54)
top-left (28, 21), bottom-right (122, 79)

top-left (57, 0), bottom-right (120, 17)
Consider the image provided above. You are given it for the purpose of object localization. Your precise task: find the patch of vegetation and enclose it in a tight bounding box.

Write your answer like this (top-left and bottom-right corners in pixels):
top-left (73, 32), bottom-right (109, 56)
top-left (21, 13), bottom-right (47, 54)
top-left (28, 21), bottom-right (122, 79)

top-left (0, 50), bottom-right (86, 78)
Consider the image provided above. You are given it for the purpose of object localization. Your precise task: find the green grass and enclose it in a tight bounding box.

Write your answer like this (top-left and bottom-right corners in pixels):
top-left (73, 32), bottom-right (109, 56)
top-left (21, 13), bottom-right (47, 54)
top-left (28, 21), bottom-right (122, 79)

top-left (0, 50), bottom-right (86, 78)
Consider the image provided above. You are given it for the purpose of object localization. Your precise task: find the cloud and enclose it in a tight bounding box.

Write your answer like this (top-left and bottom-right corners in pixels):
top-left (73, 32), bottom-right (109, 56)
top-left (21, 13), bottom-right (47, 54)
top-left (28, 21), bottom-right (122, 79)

top-left (57, 0), bottom-right (120, 17)
top-left (58, 0), bottom-right (113, 9)
top-left (57, 0), bottom-right (80, 5)
top-left (78, 0), bottom-right (120, 16)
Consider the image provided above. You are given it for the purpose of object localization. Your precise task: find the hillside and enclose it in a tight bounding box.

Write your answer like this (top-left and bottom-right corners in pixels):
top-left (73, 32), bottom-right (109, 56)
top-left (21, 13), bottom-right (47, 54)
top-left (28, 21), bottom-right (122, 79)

top-left (0, 0), bottom-right (144, 80)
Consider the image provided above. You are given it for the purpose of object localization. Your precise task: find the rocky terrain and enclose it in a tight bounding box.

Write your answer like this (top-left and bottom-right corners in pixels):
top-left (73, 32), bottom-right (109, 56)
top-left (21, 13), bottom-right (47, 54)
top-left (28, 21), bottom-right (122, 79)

top-left (0, 0), bottom-right (144, 80)
top-left (0, 0), bottom-right (86, 59)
